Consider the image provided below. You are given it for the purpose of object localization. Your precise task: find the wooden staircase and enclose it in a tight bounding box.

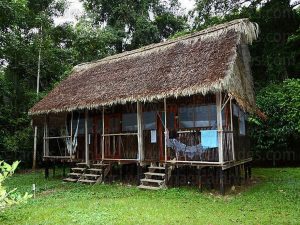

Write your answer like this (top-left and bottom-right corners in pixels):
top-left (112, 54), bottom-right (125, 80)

top-left (78, 163), bottom-right (110, 184)
top-left (63, 162), bottom-right (87, 182)
top-left (138, 164), bottom-right (167, 190)
top-left (63, 162), bottom-right (110, 184)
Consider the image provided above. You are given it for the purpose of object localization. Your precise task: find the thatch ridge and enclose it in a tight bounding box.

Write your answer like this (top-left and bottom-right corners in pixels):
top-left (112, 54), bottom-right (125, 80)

top-left (29, 18), bottom-right (259, 116)
top-left (73, 18), bottom-right (258, 73)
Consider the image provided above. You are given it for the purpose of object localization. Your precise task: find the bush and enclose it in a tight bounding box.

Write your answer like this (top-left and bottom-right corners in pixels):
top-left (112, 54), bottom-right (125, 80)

top-left (0, 161), bottom-right (32, 210)
top-left (249, 79), bottom-right (300, 161)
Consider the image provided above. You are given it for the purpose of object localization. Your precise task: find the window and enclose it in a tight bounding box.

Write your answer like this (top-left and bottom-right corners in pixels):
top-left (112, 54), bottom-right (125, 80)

top-left (233, 104), bottom-right (246, 135)
top-left (179, 106), bottom-right (194, 128)
top-left (195, 105), bottom-right (209, 127)
top-left (239, 110), bottom-right (246, 135)
top-left (110, 117), bottom-right (121, 133)
top-left (179, 105), bottom-right (217, 128)
top-left (122, 113), bottom-right (137, 132)
top-left (143, 111), bottom-right (156, 130)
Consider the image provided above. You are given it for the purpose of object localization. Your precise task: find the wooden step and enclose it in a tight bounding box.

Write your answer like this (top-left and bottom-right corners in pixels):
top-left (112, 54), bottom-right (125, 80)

top-left (83, 174), bottom-right (101, 178)
top-left (72, 167), bottom-right (85, 171)
top-left (149, 166), bottom-right (165, 170)
top-left (68, 172), bottom-right (82, 177)
top-left (78, 179), bottom-right (96, 184)
top-left (138, 185), bottom-right (161, 190)
top-left (144, 172), bottom-right (165, 177)
top-left (76, 163), bottom-right (87, 166)
top-left (92, 163), bottom-right (109, 167)
top-left (63, 178), bottom-right (78, 182)
top-left (141, 179), bottom-right (164, 185)
top-left (87, 168), bottom-right (102, 173)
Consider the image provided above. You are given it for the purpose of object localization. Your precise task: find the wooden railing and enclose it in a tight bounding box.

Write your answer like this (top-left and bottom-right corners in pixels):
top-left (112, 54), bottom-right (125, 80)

top-left (103, 134), bottom-right (138, 160)
top-left (221, 131), bottom-right (234, 162)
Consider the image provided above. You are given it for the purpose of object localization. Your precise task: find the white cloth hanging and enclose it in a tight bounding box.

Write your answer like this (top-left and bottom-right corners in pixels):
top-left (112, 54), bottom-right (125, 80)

top-left (66, 116), bottom-right (80, 154)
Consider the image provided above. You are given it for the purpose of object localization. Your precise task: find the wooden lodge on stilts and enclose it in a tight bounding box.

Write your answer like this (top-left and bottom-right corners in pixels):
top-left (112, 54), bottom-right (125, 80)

top-left (29, 19), bottom-right (263, 194)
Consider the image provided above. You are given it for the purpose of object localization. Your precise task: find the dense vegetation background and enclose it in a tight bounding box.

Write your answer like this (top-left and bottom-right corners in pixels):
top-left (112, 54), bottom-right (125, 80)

top-left (0, 0), bottom-right (299, 167)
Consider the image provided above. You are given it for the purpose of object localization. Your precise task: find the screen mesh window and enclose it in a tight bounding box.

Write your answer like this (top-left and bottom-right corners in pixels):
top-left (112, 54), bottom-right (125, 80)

top-left (122, 113), bottom-right (137, 132)
top-left (143, 111), bottom-right (156, 130)
top-left (239, 110), bottom-right (246, 135)
top-left (179, 105), bottom-right (217, 128)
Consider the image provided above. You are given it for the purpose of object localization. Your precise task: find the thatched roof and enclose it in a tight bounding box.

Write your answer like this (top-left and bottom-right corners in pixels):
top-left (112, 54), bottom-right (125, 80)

top-left (29, 18), bottom-right (259, 116)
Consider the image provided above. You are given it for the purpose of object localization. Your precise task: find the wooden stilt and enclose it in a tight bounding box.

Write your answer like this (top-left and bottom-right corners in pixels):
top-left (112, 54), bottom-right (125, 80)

top-left (226, 169), bottom-right (230, 186)
top-left (205, 167), bottom-right (209, 189)
top-left (137, 163), bottom-right (141, 186)
top-left (198, 167), bottom-right (202, 192)
top-left (208, 167), bottom-right (213, 189)
top-left (220, 168), bottom-right (225, 195)
top-left (248, 163), bottom-right (252, 179)
top-left (45, 162), bottom-right (49, 179)
top-left (237, 165), bottom-right (241, 186)
top-left (109, 164), bottom-right (113, 183)
top-left (125, 164), bottom-right (129, 182)
top-left (176, 166), bottom-right (179, 187)
top-left (120, 165), bottom-right (123, 183)
top-left (53, 162), bottom-right (56, 177)
top-left (230, 167), bottom-right (234, 186)
top-left (244, 164), bottom-right (248, 183)
top-left (165, 164), bottom-right (168, 186)
top-left (63, 163), bottom-right (66, 177)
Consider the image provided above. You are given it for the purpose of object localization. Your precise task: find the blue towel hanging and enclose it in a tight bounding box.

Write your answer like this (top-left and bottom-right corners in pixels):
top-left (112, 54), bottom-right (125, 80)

top-left (201, 130), bottom-right (218, 148)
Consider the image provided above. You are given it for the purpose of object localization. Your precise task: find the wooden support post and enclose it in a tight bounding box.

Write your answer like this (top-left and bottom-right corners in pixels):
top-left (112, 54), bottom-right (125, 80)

top-left (109, 164), bottom-right (113, 183)
top-left (137, 102), bottom-right (144, 162)
top-left (248, 163), bottom-right (252, 179)
top-left (44, 116), bottom-right (49, 157)
top-left (198, 166), bottom-right (202, 192)
top-left (244, 164), bottom-right (248, 183)
top-left (229, 97), bottom-right (235, 161)
top-left (209, 167), bottom-right (213, 189)
top-left (120, 165), bottom-right (123, 183)
top-left (85, 110), bottom-right (89, 165)
top-left (216, 92), bottom-right (224, 163)
top-left (237, 165), bottom-right (241, 186)
top-left (53, 162), bottom-right (56, 177)
top-left (165, 164), bottom-right (168, 186)
top-left (220, 168), bottom-right (225, 195)
top-left (176, 166), bottom-right (179, 187)
top-left (230, 167), bottom-right (234, 186)
top-left (43, 118), bottom-right (46, 157)
top-left (164, 98), bottom-right (167, 162)
top-left (102, 107), bottom-right (105, 161)
top-left (70, 111), bottom-right (73, 158)
top-left (137, 163), bottom-right (141, 186)
top-left (63, 163), bottom-right (66, 177)
top-left (45, 161), bottom-right (49, 179)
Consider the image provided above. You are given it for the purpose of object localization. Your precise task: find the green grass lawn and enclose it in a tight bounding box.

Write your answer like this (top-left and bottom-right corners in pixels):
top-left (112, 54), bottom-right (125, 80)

top-left (1, 168), bottom-right (300, 225)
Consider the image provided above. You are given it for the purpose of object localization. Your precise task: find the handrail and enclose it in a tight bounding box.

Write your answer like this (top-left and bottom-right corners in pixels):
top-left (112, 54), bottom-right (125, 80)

top-left (43, 136), bottom-right (71, 140)
top-left (102, 133), bottom-right (138, 136)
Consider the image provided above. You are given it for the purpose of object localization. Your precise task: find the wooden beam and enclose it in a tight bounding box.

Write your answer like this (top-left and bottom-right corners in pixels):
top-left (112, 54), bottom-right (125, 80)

top-left (85, 109), bottom-right (89, 164)
top-left (70, 111), bottom-right (73, 158)
top-left (45, 116), bottom-right (49, 156)
top-left (43, 116), bottom-right (46, 157)
top-left (102, 106), bottom-right (105, 161)
top-left (137, 102), bottom-right (144, 162)
top-left (216, 92), bottom-right (224, 163)
top-left (102, 133), bottom-right (138, 136)
top-left (164, 98), bottom-right (167, 163)
top-left (44, 136), bottom-right (71, 140)
top-left (229, 97), bottom-right (235, 161)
